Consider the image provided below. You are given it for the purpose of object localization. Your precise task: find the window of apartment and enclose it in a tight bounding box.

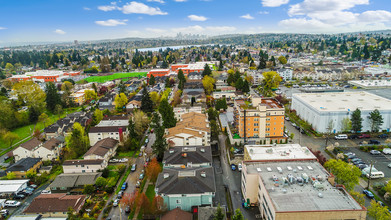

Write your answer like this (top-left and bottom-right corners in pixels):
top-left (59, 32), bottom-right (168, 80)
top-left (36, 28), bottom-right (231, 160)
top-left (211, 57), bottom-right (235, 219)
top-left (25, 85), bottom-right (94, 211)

top-left (176, 199), bottom-right (181, 204)
top-left (82, 170), bottom-right (85, 173)
top-left (111, 133), bottom-right (113, 135)
top-left (81, 165), bottom-right (85, 167)
top-left (116, 132), bottom-right (119, 134)
top-left (266, 123), bottom-right (270, 126)
top-left (254, 123), bottom-right (258, 126)
top-left (254, 118), bottom-right (259, 121)
top-left (266, 133), bottom-right (269, 136)
top-left (254, 128), bottom-right (258, 131)
top-left (98, 133), bottom-right (101, 135)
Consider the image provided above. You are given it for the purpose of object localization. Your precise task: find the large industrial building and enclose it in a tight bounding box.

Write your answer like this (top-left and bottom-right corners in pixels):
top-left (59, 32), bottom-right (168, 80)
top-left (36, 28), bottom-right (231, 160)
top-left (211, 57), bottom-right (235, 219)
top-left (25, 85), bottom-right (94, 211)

top-left (291, 91), bottom-right (391, 133)
top-left (241, 144), bottom-right (366, 220)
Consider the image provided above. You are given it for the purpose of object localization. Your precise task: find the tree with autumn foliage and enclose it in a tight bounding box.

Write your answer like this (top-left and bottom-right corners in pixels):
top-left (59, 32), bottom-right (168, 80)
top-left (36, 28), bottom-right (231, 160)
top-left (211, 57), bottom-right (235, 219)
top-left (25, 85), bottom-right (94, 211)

top-left (121, 191), bottom-right (137, 207)
top-left (146, 158), bottom-right (162, 182)
top-left (150, 195), bottom-right (166, 215)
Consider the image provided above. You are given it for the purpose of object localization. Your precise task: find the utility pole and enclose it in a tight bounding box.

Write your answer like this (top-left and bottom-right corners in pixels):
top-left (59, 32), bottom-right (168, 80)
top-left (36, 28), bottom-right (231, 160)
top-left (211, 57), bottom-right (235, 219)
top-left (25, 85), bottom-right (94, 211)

top-left (367, 161), bottom-right (373, 190)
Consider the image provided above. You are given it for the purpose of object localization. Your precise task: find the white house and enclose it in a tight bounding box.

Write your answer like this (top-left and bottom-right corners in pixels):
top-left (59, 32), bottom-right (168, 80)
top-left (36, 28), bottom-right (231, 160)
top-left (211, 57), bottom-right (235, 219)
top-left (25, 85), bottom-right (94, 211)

top-left (88, 116), bottom-right (128, 145)
top-left (13, 137), bottom-right (64, 162)
top-left (277, 68), bottom-right (293, 81)
top-left (63, 159), bottom-right (106, 174)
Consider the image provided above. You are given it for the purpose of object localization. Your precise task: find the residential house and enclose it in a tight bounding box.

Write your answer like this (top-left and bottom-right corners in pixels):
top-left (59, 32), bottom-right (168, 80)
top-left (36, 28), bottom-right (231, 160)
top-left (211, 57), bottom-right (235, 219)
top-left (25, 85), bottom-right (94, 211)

top-left (6, 158), bottom-right (42, 178)
top-left (126, 100), bottom-right (141, 111)
top-left (165, 112), bottom-right (210, 147)
top-left (212, 91), bottom-right (236, 100)
top-left (182, 90), bottom-right (206, 104)
top-left (88, 116), bottom-right (128, 145)
top-left (98, 92), bottom-right (116, 110)
top-left (161, 208), bottom-right (193, 220)
top-left (84, 138), bottom-right (119, 164)
top-left (44, 112), bottom-right (91, 139)
top-left (24, 194), bottom-right (86, 218)
top-left (155, 167), bottom-right (216, 211)
top-left (63, 159), bottom-right (106, 174)
top-left (163, 146), bottom-right (212, 168)
top-left (173, 105), bottom-right (203, 120)
top-left (13, 137), bottom-right (64, 162)
top-left (277, 68), bottom-right (293, 81)
top-left (49, 173), bottom-right (102, 193)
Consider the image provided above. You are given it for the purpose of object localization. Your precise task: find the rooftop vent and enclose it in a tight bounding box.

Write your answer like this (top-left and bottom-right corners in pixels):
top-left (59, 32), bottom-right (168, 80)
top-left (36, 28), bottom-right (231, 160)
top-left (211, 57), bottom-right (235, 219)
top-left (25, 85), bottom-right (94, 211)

top-left (282, 189), bottom-right (287, 194)
top-left (256, 168), bottom-right (262, 172)
top-left (318, 193), bottom-right (323, 198)
top-left (169, 150), bottom-right (174, 154)
top-left (200, 148), bottom-right (205, 153)
top-left (277, 167), bottom-right (283, 174)
top-left (287, 166), bottom-right (292, 171)
top-left (267, 167), bottom-right (272, 172)
top-left (307, 166), bottom-right (313, 170)
top-left (200, 171), bottom-right (206, 178)
top-left (164, 173), bottom-right (169, 179)
top-left (297, 166), bottom-right (303, 171)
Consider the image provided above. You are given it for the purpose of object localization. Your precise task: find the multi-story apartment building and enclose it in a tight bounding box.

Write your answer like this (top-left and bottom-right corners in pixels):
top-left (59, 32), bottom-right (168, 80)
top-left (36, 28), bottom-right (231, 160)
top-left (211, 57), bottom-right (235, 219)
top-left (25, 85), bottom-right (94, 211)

top-left (234, 97), bottom-right (286, 144)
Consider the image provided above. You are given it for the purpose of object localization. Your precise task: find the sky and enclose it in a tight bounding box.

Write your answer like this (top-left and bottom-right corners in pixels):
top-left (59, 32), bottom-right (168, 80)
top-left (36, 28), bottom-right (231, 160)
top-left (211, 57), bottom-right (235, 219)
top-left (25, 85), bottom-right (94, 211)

top-left (0, 0), bottom-right (391, 44)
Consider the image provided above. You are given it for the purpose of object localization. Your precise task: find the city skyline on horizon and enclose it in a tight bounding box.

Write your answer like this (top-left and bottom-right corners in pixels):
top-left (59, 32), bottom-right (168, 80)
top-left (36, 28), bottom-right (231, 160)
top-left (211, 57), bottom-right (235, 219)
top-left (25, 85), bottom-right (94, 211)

top-left (1, 0), bottom-right (391, 45)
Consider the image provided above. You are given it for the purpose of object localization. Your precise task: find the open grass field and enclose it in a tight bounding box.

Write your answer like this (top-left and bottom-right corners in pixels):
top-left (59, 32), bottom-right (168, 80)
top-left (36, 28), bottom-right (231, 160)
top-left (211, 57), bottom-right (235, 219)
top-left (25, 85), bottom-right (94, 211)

top-left (83, 72), bottom-right (147, 83)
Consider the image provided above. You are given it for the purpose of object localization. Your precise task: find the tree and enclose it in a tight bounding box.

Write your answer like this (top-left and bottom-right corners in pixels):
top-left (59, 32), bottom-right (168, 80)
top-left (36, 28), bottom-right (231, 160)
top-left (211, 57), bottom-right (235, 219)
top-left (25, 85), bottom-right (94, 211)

top-left (149, 91), bottom-right (161, 108)
top-left (45, 82), bottom-right (61, 112)
top-left (83, 184), bottom-right (95, 195)
top-left (2, 131), bottom-right (19, 148)
top-left (178, 69), bottom-right (186, 90)
top-left (61, 81), bottom-right (73, 92)
top-left (235, 77), bottom-right (244, 91)
top-left (368, 109), bottom-right (383, 132)
top-left (95, 177), bottom-right (107, 188)
top-left (232, 208), bottom-right (244, 220)
top-left (12, 80), bottom-right (46, 113)
top-left (6, 172), bottom-right (16, 180)
top-left (141, 86), bottom-right (153, 113)
top-left (146, 158), bottom-right (162, 182)
top-left (213, 204), bottom-right (225, 220)
top-left (152, 113), bottom-right (167, 161)
top-left (172, 90), bottom-right (182, 107)
top-left (54, 104), bottom-right (63, 117)
top-left (134, 110), bottom-right (150, 138)
top-left (351, 108), bottom-right (363, 133)
top-left (202, 63), bottom-right (212, 77)
top-left (215, 98), bottom-right (227, 111)
top-left (38, 113), bottom-right (49, 128)
top-left (242, 80), bottom-right (250, 93)
top-left (121, 191), bottom-right (137, 207)
top-left (324, 159), bottom-right (361, 191)
top-left (202, 75), bottom-right (215, 95)
top-left (65, 122), bottom-right (89, 159)
top-left (258, 56), bottom-right (267, 70)
top-left (150, 195), bottom-right (166, 215)
top-left (114, 93), bottom-right (128, 111)
top-left (92, 109), bottom-right (103, 126)
top-left (278, 55), bottom-right (288, 65)
top-left (261, 71), bottom-right (282, 97)
top-left (149, 75), bottom-right (156, 86)
top-left (340, 117), bottom-right (352, 133)
top-left (349, 191), bottom-right (365, 207)
top-left (326, 120), bottom-right (334, 135)
top-left (159, 98), bottom-right (176, 128)
top-left (210, 120), bottom-right (219, 141)
top-left (367, 200), bottom-right (391, 219)
top-left (84, 89), bottom-right (97, 103)
top-left (5, 63), bottom-right (14, 74)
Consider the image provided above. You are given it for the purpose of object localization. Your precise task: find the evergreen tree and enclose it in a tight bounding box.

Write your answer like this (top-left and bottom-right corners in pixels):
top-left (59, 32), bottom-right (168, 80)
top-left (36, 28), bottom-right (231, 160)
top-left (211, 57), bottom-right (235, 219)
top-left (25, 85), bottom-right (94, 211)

top-left (141, 86), bottom-right (153, 113)
top-left (351, 108), bottom-right (363, 133)
top-left (202, 64), bottom-right (212, 77)
top-left (45, 82), bottom-right (61, 112)
top-left (258, 56), bottom-right (266, 69)
top-left (368, 109), bottom-right (383, 132)
top-left (242, 80), bottom-right (250, 93)
top-left (218, 56), bottom-right (223, 71)
top-left (215, 99), bottom-right (227, 111)
top-left (149, 75), bottom-right (156, 86)
top-left (213, 204), bottom-right (225, 220)
top-left (151, 113), bottom-right (167, 161)
top-left (177, 69), bottom-right (186, 90)
top-left (235, 77), bottom-right (244, 91)
top-left (159, 98), bottom-right (176, 128)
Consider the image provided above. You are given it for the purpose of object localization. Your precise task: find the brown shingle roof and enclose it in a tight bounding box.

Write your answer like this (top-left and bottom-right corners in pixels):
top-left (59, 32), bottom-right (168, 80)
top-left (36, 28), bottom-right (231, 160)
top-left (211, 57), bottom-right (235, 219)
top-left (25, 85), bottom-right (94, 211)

top-left (84, 138), bottom-right (119, 157)
top-left (18, 138), bottom-right (42, 151)
top-left (42, 138), bottom-right (61, 150)
top-left (161, 208), bottom-right (192, 220)
top-left (24, 194), bottom-right (86, 213)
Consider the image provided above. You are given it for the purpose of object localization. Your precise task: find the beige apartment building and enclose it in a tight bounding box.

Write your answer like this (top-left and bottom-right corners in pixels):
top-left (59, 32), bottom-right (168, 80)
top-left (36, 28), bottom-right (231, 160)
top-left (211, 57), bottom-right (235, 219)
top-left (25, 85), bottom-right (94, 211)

top-left (241, 144), bottom-right (366, 220)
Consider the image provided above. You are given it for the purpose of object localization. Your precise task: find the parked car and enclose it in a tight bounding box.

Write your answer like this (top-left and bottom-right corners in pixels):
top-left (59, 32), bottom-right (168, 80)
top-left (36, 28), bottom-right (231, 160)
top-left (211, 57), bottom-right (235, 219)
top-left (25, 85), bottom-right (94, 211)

top-left (29, 184), bottom-right (38, 189)
top-left (369, 140), bottom-right (380, 145)
top-left (285, 117), bottom-right (290, 121)
top-left (349, 135), bottom-right (359, 139)
top-left (121, 182), bottom-right (128, 190)
top-left (383, 148), bottom-right (391, 155)
top-left (334, 134), bottom-right (348, 140)
top-left (136, 180), bottom-right (141, 188)
top-left (238, 163), bottom-right (242, 171)
top-left (131, 164), bottom-right (137, 172)
top-left (353, 160), bottom-right (364, 165)
top-left (363, 190), bottom-right (375, 199)
top-left (388, 163), bottom-right (391, 168)
top-left (41, 190), bottom-right (51, 194)
top-left (231, 164), bottom-right (236, 171)
top-left (0, 209), bottom-right (9, 217)
top-left (139, 173), bottom-right (144, 180)
top-left (145, 138), bottom-right (149, 144)
top-left (347, 154), bottom-right (357, 160)
top-left (113, 199), bottom-right (119, 207)
top-left (5, 200), bottom-right (21, 207)
top-left (125, 206), bottom-right (131, 214)
top-left (138, 152), bottom-right (143, 157)
top-left (14, 193), bottom-right (25, 200)
top-left (351, 158), bottom-right (361, 162)
top-left (378, 134), bottom-right (389, 139)
top-left (359, 134), bottom-right (371, 139)
top-left (370, 150), bottom-right (381, 155)
top-left (359, 164), bottom-right (369, 170)
top-left (117, 191), bottom-right (123, 199)
top-left (344, 152), bottom-right (355, 157)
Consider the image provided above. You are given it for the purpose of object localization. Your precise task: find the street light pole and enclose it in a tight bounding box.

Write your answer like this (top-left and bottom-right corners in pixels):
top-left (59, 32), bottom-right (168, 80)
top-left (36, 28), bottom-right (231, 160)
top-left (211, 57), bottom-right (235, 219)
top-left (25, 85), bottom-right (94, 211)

top-left (367, 161), bottom-right (374, 190)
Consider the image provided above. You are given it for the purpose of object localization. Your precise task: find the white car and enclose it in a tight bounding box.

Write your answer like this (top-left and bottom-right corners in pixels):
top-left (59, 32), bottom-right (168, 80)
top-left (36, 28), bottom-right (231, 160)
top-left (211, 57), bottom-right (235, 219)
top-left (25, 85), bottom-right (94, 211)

top-left (238, 163), bottom-right (242, 171)
top-left (5, 200), bottom-right (21, 207)
top-left (388, 163), bottom-right (391, 168)
top-left (113, 199), bottom-right (119, 207)
top-left (41, 190), bottom-right (51, 194)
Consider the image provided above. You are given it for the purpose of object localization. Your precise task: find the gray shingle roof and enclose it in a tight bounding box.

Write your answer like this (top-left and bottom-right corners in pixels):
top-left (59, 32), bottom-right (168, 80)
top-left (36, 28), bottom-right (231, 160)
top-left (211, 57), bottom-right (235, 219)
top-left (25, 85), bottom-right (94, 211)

top-left (6, 157), bottom-right (42, 172)
top-left (50, 173), bottom-right (102, 188)
top-left (163, 146), bottom-right (212, 166)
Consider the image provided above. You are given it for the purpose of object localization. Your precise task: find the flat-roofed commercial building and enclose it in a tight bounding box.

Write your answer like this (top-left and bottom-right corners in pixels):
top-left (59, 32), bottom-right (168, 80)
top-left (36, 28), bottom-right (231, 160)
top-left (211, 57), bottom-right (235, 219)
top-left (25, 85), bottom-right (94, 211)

top-left (242, 160), bottom-right (366, 220)
top-left (291, 91), bottom-right (391, 133)
top-left (244, 144), bottom-right (317, 161)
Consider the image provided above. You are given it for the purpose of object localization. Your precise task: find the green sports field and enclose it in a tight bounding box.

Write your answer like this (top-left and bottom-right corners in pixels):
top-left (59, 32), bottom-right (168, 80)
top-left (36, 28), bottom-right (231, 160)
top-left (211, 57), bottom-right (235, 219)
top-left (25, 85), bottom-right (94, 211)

top-left (83, 72), bottom-right (147, 83)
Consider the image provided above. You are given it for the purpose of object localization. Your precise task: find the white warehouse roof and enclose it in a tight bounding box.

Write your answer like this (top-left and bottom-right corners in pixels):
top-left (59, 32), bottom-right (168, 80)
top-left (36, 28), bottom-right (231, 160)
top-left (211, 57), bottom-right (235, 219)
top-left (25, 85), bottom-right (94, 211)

top-left (292, 91), bottom-right (391, 112)
top-left (0, 179), bottom-right (29, 193)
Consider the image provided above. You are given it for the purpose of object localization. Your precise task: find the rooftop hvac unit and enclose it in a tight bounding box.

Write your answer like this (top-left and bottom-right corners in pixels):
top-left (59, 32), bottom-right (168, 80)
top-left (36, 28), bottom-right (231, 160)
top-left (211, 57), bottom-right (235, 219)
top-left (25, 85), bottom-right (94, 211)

top-left (169, 150), bottom-right (174, 154)
top-left (318, 193), bottom-right (324, 198)
top-left (200, 171), bottom-right (206, 178)
top-left (164, 173), bottom-right (169, 179)
top-left (200, 148), bottom-right (205, 153)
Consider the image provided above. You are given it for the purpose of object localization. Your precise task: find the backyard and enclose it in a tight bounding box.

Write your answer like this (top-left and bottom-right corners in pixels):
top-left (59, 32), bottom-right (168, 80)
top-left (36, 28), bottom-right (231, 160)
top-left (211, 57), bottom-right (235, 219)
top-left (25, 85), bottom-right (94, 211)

top-left (83, 72), bottom-right (147, 83)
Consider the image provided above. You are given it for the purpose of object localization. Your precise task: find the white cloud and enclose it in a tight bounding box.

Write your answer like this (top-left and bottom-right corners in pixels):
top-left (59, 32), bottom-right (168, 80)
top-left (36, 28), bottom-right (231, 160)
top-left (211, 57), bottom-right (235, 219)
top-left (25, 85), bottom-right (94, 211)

top-left (258, 11), bottom-right (269, 15)
top-left (0, 27), bottom-right (7, 30)
top-left (95, 19), bottom-right (128, 26)
top-left (174, 0), bottom-right (187, 2)
top-left (145, 28), bottom-right (166, 33)
top-left (205, 26), bottom-right (236, 32)
top-left (170, 25), bottom-right (236, 34)
top-left (121, 2), bottom-right (167, 15)
top-left (288, 0), bottom-right (368, 16)
top-left (279, 18), bottom-right (332, 31)
top-left (240, 14), bottom-right (254, 20)
top-left (188, 15), bottom-right (208, 21)
top-left (98, 2), bottom-right (118, 12)
top-left (54, 29), bottom-right (66, 35)
top-left (261, 0), bottom-right (289, 7)
top-left (358, 10), bottom-right (391, 23)
top-left (83, 7), bottom-right (91, 11)
top-left (147, 0), bottom-right (165, 3)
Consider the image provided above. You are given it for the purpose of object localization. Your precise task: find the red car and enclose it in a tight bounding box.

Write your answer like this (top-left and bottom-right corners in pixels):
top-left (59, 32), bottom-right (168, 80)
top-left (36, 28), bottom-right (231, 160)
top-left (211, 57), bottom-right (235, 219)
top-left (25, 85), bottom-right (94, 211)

top-left (359, 134), bottom-right (370, 139)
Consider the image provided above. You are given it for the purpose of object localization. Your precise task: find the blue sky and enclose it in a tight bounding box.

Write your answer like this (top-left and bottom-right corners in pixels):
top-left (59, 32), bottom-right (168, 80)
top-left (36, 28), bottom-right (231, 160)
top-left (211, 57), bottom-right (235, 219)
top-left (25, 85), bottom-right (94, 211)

top-left (0, 0), bottom-right (391, 44)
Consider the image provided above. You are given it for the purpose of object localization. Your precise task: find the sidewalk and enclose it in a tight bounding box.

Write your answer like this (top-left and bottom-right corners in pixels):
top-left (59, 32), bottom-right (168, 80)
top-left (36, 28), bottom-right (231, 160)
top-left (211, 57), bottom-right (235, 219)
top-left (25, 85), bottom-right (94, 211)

top-left (132, 179), bottom-right (151, 220)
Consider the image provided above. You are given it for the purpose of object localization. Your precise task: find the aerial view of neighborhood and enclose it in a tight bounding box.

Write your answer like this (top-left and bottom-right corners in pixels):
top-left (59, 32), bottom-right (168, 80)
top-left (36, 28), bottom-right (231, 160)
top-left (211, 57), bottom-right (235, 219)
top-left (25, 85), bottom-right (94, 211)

top-left (1, 0), bottom-right (391, 220)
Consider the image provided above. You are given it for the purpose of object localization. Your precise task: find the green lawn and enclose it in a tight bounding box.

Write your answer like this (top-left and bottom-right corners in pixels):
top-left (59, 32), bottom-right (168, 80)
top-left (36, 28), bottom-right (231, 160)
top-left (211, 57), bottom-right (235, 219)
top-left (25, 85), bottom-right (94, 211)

top-left (83, 72), bottom-right (147, 83)
top-left (115, 151), bottom-right (135, 158)
top-left (115, 167), bottom-right (131, 194)
top-left (145, 184), bottom-right (156, 202)
top-left (0, 107), bottom-right (81, 152)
